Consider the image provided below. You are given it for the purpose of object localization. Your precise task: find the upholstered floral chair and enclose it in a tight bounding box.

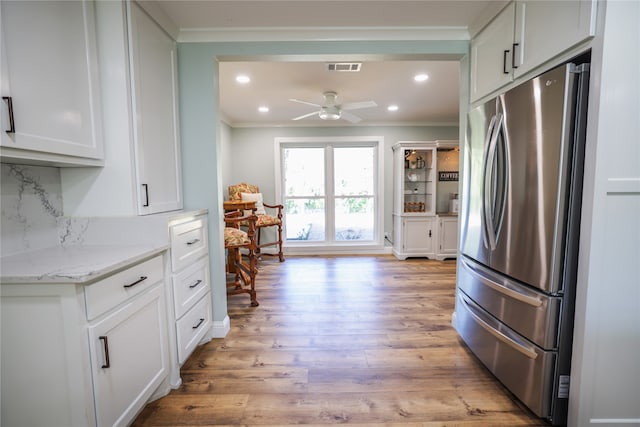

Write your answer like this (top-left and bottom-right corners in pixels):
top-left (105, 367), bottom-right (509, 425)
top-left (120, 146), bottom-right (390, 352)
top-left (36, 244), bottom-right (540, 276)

top-left (224, 211), bottom-right (259, 306)
top-left (228, 182), bottom-right (285, 262)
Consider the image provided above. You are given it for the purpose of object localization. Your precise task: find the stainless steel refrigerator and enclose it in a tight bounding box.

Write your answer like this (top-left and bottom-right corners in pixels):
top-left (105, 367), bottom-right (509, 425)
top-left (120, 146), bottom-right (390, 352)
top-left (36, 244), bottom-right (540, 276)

top-left (455, 61), bottom-right (589, 425)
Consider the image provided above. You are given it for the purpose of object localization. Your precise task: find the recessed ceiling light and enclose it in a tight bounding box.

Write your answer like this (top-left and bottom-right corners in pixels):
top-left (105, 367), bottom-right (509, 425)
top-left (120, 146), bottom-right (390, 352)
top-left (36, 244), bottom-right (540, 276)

top-left (235, 74), bottom-right (250, 84)
top-left (414, 73), bottom-right (429, 83)
top-left (388, 105), bottom-right (399, 112)
top-left (258, 106), bottom-right (269, 113)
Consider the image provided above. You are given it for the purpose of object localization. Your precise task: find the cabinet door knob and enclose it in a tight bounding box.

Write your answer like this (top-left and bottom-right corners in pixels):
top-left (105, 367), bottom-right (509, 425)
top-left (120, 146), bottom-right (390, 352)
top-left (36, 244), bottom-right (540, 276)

top-left (512, 43), bottom-right (519, 69)
top-left (192, 318), bottom-right (205, 329)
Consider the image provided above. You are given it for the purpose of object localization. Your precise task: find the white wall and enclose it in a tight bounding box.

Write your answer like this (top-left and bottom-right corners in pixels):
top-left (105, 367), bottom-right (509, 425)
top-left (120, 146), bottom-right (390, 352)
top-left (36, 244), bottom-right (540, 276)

top-left (226, 125), bottom-right (458, 244)
top-left (568, 1), bottom-right (640, 425)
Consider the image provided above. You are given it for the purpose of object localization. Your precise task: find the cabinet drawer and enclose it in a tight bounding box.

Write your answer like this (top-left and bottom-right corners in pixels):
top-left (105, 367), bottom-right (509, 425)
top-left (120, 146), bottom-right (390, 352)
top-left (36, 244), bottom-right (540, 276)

top-left (85, 255), bottom-right (164, 321)
top-left (173, 257), bottom-right (210, 319)
top-left (170, 217), bottom-right (208, 272)
top-left (176, 294), bottom-right (211, 365)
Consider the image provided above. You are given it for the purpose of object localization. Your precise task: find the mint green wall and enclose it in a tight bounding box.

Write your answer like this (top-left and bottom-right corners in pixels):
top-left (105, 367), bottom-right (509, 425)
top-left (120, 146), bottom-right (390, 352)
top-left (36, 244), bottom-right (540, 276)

top-left (177, 40), bottom-right (468, 325)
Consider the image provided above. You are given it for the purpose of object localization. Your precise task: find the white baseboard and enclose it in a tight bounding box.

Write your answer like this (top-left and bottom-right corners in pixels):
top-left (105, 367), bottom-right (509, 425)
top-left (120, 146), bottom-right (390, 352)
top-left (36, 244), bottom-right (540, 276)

top-left (284, 245), bottom-right (393, 256)
top-left (210, 315), bottom-right (230, 338)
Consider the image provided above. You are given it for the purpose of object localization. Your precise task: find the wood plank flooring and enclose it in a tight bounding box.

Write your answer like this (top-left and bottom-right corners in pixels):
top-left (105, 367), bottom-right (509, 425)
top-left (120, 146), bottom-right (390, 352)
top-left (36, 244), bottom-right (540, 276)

top-left (132, 255), bottom-right (547, 426)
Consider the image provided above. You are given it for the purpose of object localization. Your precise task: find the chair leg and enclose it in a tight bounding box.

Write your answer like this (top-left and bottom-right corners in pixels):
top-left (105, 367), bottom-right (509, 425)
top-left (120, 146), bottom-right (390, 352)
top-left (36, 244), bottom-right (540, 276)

top-left (256, 228), bottom-right (262, 257)
top-left (248, 245), bottom-right (259, 307)
top-left (277, 222), bottom-right (284, 262)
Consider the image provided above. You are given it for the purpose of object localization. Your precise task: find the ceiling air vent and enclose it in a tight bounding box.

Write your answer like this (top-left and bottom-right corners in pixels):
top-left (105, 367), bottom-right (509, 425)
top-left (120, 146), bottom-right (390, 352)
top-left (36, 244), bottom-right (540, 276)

top-left (326, 62), bottom-right (362, 72)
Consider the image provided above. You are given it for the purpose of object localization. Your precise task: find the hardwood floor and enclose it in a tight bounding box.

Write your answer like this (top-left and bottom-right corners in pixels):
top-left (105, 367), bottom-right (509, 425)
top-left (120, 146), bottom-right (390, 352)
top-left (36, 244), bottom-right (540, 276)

top-left (133, 255), bottom-right (547, 426)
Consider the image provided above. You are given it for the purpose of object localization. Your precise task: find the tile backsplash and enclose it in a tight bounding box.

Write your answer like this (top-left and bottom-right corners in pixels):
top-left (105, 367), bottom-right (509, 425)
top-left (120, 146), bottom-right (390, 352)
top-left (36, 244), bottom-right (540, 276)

top-left (1, 164), bottom-right (63, 256)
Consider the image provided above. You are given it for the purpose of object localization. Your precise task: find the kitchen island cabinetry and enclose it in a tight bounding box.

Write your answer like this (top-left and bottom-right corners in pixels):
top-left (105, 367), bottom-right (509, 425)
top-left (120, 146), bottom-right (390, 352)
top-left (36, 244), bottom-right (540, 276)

top-left (0, 0), bottom-right (104, 166)
top-left (0, 249), bottom-right (169, 427)
top-left (471, 0), bottom-right (597, 102)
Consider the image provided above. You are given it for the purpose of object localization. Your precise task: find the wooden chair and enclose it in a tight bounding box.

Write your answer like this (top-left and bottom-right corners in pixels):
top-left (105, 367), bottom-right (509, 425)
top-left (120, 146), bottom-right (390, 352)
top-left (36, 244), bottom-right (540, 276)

top-left (224, 211), bottom-right (259, 307)
top-left (228, 182), bottom-right (285, 262)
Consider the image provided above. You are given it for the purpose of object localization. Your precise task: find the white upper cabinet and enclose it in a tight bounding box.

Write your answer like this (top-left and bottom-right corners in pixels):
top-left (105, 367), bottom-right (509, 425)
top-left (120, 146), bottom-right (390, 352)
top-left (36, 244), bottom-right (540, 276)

top-left (128, 1), bottom-right (182, 214)
top-left (471, 0), bottom-right (596, 102)
top-left (0, 0), bottom-right (104, 165)
top-left (470, 2), bottom-right (517, 104)
top-left (60, 1), bottom-right (182, 216)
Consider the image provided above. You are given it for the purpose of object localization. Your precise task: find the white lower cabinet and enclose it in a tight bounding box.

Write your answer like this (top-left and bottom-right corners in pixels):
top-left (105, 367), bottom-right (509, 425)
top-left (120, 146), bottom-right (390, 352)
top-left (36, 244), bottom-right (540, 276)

top-left (0, 253), bottom-right (168, 427)
top-left (89, 285), bottom-right (168, 427)
top-left (167, 213), bottom-right (212, 383)
top-left (392, 216), bottom-right (436, 260)
top-left (436, 215), bottom-right (459, 260)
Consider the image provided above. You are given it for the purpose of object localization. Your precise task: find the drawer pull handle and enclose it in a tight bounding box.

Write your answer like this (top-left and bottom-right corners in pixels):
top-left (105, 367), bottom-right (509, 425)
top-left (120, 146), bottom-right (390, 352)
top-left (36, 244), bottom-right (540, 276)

top-left (99, 336), bottom-right (111, 368)
top-left (124, 276), bottom-right (147, 288)
top-left (503, 49), bottom-right (510, 74)
top-left (189, 279), bottom-right (203, 289)
top-left (192, 318), bottom-right (205, 329)
top-left (2, 96), bottom-right (15, 133)
top-left (186, 238), bottom-right (200, 246)
top-left (142, 184), bottom-right (149, 207)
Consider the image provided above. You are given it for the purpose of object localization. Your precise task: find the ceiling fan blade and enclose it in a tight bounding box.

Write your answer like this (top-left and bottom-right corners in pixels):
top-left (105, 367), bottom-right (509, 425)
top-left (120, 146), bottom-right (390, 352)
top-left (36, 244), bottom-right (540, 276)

top-left (340, 100), bottom-right (377, 111)
top-left (292, 111), bottom-right (319, 121)
top-left (289, 98), bottom-right (322, 108)
top-left (340, 111), bottom-right (362, 123)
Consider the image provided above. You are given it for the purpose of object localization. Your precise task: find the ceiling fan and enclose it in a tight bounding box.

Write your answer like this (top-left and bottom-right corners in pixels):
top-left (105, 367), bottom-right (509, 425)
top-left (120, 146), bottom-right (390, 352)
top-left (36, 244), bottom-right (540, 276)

top-left (289, 91), bottom-right (377, 123)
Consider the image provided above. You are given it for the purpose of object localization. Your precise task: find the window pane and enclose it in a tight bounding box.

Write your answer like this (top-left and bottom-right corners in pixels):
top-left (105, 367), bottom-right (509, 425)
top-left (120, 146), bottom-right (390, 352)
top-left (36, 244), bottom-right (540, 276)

top-left (335, 197), bottom-right (374, 241)
top-left (284, 147), bottom-right (325, 196)
top-left (334, 146), bottom-right (375, 196)
top-left (284, 198), bottom-right (325, 241)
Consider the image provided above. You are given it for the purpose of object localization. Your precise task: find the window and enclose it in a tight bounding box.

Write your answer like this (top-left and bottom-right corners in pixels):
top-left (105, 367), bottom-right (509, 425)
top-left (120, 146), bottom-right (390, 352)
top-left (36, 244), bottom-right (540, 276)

top-left (276, 137), bottom-right (384, 250)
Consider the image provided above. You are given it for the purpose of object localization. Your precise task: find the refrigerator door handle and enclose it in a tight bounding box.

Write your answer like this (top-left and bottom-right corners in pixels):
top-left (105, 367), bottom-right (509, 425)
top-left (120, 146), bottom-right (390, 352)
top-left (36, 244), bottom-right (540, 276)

top-left (483, 112), bottom-right (503, 251)
top-left (493, 111), bottom-right (509, 244)
top-left (458, 292), bottom-right (539, 360)
top-left (481, 115), bottom-right (498, 249)
top-left (460, 257), bottom-right (543, 308)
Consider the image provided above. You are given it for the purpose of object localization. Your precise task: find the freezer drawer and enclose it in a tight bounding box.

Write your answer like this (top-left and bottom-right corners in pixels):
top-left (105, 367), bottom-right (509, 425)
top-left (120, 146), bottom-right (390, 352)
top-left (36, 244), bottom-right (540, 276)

top-left (458, 255), bottom-right (561, 349)
top-left (456, 290), bottom-right (556, 418)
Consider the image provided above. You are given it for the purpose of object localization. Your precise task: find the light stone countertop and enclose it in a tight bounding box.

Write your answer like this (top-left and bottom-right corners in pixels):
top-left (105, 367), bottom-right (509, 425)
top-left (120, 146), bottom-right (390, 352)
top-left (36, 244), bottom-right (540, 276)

top-left (0, 244), bottom-right (169, 284)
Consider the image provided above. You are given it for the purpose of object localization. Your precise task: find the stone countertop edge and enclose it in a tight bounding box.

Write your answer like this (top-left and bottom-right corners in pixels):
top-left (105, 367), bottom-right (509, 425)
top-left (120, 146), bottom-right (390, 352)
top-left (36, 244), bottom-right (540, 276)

top-left (0, 244), bottom-right (169, 285)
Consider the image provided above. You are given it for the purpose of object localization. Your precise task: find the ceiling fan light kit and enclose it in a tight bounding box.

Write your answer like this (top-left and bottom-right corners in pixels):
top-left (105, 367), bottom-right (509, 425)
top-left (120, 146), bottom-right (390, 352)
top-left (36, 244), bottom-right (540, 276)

top-left (319, 106), bottom-right (341, 120)
top-left (289, 91), bottom-right (377, 123)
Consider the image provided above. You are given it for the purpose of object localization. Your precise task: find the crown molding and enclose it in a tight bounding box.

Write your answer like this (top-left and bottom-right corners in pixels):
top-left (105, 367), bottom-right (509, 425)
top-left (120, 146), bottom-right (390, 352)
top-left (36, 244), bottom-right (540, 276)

top-left (177, 26), bottom-right (471, 43)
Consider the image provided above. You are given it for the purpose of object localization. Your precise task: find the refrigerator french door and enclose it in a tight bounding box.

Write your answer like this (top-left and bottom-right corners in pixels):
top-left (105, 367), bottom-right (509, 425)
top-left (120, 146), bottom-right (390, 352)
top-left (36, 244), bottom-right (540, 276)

top-left (455, 61), bottom-right (589, 425)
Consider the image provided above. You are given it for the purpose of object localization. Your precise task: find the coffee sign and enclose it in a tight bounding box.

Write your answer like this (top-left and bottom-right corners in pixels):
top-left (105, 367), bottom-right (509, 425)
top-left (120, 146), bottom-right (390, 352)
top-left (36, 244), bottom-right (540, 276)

top-left (439, 171), bottom-right (458, 182)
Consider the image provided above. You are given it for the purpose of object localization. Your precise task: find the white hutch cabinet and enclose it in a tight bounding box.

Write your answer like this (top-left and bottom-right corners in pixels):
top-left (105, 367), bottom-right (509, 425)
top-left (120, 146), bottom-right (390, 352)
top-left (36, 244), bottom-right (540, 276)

top-left (392, 142), bottom-right (437, 259)
top-left (392, 141), bottom-right (459, 260)
top-left (0, 0), bottom-right (104, 166)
